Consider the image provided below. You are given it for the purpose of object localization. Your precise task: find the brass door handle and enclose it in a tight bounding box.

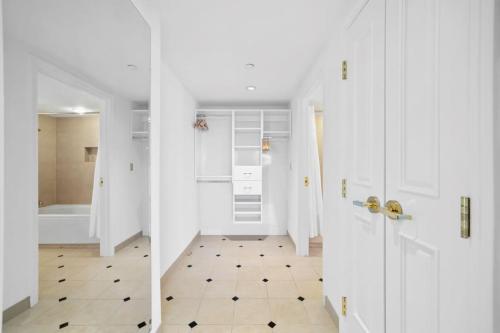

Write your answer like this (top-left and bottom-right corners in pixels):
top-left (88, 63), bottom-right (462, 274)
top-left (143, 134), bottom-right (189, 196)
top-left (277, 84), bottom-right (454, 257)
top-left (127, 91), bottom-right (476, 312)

top-left (352, 196), bottom-right (381, 213)
top-left (380, 200), bottom-right (412, 221)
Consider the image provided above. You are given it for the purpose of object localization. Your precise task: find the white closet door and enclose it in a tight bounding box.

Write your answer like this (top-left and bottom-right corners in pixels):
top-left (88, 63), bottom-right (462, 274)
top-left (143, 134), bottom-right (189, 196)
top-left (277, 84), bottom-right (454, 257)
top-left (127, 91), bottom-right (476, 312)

top-left (343, 0), bottom-right (386, 332)
top-left (385, 0), bottom-right (480, 332)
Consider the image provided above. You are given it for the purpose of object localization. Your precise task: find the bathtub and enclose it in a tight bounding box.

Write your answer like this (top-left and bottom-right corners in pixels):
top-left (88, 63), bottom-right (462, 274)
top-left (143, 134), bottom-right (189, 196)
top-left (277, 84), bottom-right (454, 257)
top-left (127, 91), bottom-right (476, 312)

top-left (38, 204), bottom-right (99, 244)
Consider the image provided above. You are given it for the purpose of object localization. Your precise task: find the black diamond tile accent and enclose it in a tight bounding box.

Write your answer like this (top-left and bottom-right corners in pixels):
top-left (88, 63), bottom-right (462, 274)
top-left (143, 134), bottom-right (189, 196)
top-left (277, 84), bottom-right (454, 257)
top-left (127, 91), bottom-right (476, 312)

top-left (166, 296), bottom-right (174, 301)
top-left (239, 245), bottom-right (244, 248)
top-left (298, 296), bottom-right (305, 302)
top-left (268, 321), bottom-right (276, 328)
top-left (260, 254), bottom-right (265, 257)
top-left (278, 245), bottom-right (283, 248)
top-left (187, 265), bottom-right (192, 268)
top-left (258, 238), bottom-right (263, 241)
top-left (124, 297), bottom-right (131, 302)
top-left (286, 265), bottom-right (291, 268)
top-left (188, 321), bottom-right (198, 328)
top-left (58, 265), bottom-right (64, 269)
top-left (59, 322), bottom-right (69, 329)
top-left (222, 238), bottom-right (226, 241)
top-left (216, 254), bottom-right (221, 257)
top-left (319, 278), bottom-right (323, 282)
top-left (236, 265), bottom-right (242, 268)
top-left (137, 321), bottom-right (147, 329)
top-left (232, 296), bottom-right (239, 302)
top-left (206, 278), bottom-right (213, 283)
top-left (262, 278), bottom-right (269, 283)
top-left (106, 265), bottom-right (112, 269)
top-left (144, 254), bottom-right (149, 257)
top-left (58, 254), bottom-right (64, 257)
top-left (114, 279), bottom-right (120, 283)
top-left (134, 246), bottom-right (139, 248)
top-left (200, 245), bottom-right (204, 248)
top-left (59, 297), bottom-right (67, 302)
top-left (58, 278), bottom-right (66, 283)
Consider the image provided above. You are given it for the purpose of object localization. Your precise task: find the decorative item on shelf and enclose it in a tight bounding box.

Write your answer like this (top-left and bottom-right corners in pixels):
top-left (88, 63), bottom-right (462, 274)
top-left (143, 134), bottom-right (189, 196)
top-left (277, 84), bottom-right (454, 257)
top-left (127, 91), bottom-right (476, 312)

top-left (194, 117), bottom-right (209, 130)
top-left (262, 137), bottom-right (271, 152)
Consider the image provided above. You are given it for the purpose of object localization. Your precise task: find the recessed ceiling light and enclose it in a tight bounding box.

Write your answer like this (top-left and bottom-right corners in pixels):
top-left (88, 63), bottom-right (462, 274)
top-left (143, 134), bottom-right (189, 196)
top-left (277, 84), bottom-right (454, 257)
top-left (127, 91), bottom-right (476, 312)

top-left (127, 64), bottom-right (138, 70)
top-left (245, 63), bottom-right (255, 69)
top-left (247, 86), bottom-right (257, 91)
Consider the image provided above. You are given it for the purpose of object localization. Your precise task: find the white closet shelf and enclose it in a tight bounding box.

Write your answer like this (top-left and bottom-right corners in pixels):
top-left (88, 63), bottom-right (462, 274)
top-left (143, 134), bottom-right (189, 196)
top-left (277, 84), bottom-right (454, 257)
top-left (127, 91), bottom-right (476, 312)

top-left (132, 131), bottom-right (149, 139)
top-left (234, 211), bottom-right (262, 215)
top-left (234, 146), bottom-right (261, 150)
top-left (264, 131), bottom-right (290, 136)
top-left (235, 127), bottom-right (261, 132)
top-left (196, 175), bottom-right (232, 183)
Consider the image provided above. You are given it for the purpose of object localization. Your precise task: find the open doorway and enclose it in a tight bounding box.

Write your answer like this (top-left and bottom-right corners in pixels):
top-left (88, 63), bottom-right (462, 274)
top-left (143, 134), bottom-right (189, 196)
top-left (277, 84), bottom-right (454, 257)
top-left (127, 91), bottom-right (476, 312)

top-left (309, 106), bottom-right (324, 257)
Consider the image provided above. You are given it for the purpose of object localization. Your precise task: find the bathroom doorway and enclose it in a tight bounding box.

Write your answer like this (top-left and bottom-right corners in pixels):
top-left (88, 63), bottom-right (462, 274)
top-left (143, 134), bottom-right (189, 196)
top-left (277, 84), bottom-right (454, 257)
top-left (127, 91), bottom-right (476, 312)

top-left (37, 72), bottom-right (108, 253)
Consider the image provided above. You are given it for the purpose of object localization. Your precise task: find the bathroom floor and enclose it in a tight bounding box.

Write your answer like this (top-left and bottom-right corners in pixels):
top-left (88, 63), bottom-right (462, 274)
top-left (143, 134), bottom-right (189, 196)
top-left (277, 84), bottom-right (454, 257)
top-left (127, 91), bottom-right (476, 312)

top-left (3, 237), bottom-right (151, 333)
top-left (160, 235), bottom-right (337, 333)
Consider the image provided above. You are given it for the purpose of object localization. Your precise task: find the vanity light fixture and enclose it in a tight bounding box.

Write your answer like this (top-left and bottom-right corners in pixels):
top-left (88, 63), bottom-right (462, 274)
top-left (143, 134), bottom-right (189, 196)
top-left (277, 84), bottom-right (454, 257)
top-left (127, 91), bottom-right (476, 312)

top-left (262, 137), bottom-right (271, 152)
top-left (247, 85), bottom-right (257, 91)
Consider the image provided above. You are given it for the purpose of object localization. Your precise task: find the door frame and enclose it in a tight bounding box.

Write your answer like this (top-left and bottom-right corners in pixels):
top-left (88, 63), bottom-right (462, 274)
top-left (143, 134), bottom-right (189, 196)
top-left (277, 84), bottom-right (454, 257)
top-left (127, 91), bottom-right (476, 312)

top-left (296, 82), bottom-right (325, 256)
top-left (29, 57), bottom-right (113, 304)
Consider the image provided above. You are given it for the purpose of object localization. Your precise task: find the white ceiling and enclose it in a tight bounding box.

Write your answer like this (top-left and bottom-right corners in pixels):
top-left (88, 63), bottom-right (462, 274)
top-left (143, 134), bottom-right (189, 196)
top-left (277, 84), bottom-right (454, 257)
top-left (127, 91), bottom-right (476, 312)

top-left (37, 73), bottom-right (105, 115)
top-left (161, 0), bottom-right (340, 106)
top-left (4, 0), bottom-right (151, 102)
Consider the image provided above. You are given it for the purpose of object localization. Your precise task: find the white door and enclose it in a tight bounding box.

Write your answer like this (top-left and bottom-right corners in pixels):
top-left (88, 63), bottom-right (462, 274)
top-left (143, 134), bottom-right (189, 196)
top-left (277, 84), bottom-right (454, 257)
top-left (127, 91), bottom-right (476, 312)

top-left (343, 0), bottom-right (386, 332)
top-left (385, 0), bottom-right (478, 332)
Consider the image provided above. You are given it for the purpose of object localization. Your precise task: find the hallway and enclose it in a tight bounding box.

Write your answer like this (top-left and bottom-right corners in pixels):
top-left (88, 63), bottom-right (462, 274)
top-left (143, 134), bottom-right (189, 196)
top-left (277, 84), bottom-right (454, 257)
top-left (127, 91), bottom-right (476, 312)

top-left (160, 236), bottom-right (336, 332)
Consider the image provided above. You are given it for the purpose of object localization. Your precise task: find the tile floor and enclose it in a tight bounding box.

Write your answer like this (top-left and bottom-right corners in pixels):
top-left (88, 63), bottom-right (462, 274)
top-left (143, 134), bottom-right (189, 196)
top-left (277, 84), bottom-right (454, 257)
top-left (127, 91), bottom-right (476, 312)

top-left (3, 237), bottom-right (151, 333)
top-left (160, 235), bottom-right (338, 333)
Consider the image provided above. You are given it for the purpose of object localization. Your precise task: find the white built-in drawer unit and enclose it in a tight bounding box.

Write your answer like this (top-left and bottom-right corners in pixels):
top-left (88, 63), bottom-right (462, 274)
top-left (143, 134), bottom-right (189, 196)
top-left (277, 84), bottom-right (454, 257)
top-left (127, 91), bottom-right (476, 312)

top-left (233, 166), bottom-right (262, 181)
top-left (233, 181), bottom-right (262, 195)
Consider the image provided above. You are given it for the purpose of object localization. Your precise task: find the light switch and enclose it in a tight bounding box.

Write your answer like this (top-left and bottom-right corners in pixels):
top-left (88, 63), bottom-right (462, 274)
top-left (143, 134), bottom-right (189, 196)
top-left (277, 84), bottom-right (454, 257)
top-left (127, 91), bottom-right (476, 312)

top-left (130, 162), bottom-right (134, 171)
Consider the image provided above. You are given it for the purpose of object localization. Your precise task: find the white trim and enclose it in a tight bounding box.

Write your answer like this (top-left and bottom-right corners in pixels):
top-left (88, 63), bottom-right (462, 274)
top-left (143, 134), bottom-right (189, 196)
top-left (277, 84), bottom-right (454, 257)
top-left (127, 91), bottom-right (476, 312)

top-left (0, 0), bottom-right (5, 324)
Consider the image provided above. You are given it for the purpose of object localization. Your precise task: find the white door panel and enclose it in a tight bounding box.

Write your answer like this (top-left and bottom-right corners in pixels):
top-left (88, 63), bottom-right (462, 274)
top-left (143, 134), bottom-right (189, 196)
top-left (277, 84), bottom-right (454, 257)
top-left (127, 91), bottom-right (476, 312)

top-left (344, 0), bottom-right (386, 332)
top-left (386, 0), bottom-right (474, 332)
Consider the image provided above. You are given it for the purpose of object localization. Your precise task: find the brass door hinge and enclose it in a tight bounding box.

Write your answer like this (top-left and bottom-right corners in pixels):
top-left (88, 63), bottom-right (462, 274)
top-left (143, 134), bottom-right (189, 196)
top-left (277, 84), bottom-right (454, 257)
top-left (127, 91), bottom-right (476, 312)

top-left (304, 176), bottom-right (310, 187)
top-left (461, 196), bottom-right (471, 238)
top-left (341, 60), bottom-right (348, 80)
top-left (341, 179), bottom-right (347, 198)
top-left (341, 296), bottom-right (347, 316)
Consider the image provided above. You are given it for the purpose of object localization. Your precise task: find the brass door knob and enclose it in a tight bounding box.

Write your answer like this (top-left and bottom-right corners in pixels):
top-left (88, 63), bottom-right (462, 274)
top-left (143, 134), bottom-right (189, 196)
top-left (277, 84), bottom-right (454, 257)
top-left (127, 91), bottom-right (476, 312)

top-left (353, 196), bottom-right (381, 213)
top-left (380, 200), bottom-right (412, 221)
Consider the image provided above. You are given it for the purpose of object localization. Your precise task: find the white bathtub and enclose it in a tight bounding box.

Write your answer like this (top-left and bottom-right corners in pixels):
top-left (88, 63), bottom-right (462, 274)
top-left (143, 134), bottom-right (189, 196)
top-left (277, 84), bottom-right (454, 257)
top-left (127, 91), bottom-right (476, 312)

top-left (38, 204), bottom-right (99, 244)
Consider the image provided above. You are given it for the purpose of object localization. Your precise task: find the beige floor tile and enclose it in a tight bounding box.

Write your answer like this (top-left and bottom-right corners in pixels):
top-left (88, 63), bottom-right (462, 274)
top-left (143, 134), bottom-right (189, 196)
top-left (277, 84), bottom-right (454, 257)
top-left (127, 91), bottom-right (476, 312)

top-left (68, 280), bottom-right (113, 299)
top-left (237, 266), bottom-right (265, 281)
top-left (234, 299), bottom-right (271, 325)
top-left (204, 280), bottom-right (237, 298)
top-left (69, 300), bottom-right (123, 325)
top-left (267, 281), bottom-right (299, 298)
top-left (2, 324), bottom-right (55, 333)
top-left (231, 325), bottom-right (273, 333)
top-left (160, 325), bottom-right (191, 333)
top-left (272, 324), bottom-right (315, 333)
top-left (162, 279), bottom-right (206, 298)
top-left (192, 325), bottom-right (232, 333)
top-left (2, 299), bottom-right (58, 326)
top-left (269, 299), bottom-right (310, 325)
top-left (162, 298), bottom-right (201, 325)
top-left (236, 280), bottom-right (267, 298)
top-left (303, 299), bottom-right (335, 325)
top-left (290, 267), bottom-right (319, 281)
top-left (262, 266), bottom-right (293, 281)
top-left (196, 298), bottom-right (235, 325)
top-left (109, 299), bottom-right (149, 325)
top-left (295, 281), bottom-right (323, 298)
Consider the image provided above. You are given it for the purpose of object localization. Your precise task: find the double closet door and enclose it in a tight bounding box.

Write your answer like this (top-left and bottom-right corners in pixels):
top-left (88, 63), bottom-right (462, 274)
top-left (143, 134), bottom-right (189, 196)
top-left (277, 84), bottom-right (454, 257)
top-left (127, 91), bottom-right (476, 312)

top-left (343, 0), bottom-right (480, 332)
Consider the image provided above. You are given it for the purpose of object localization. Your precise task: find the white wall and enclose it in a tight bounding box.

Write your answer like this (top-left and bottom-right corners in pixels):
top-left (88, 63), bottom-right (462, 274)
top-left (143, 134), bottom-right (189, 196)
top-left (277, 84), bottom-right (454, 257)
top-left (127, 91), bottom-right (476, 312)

top-left (494, 0), bottom-right (500, 330)
top-left (159, 61), bottom-right (199, 274)
top-left (0, 0), bottom-right (5, 324)
top-left (2, 36), bottom-right (148, 310)
top-left (108, 98), bottom-right (148, 247)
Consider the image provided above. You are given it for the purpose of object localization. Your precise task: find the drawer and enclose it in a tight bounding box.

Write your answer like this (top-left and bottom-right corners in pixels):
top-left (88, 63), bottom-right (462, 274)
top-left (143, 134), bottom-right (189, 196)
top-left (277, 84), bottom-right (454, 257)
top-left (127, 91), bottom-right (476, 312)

top-left (233, 166), bottom-right (262, 181)
top-left (233, 181), bottom-right (262, 195)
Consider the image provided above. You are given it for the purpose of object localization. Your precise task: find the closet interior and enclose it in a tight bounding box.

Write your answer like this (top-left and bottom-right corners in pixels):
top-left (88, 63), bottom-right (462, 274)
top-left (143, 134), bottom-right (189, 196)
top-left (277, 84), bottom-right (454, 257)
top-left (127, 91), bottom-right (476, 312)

top-left (195, 109), bottom-right (291, 234)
